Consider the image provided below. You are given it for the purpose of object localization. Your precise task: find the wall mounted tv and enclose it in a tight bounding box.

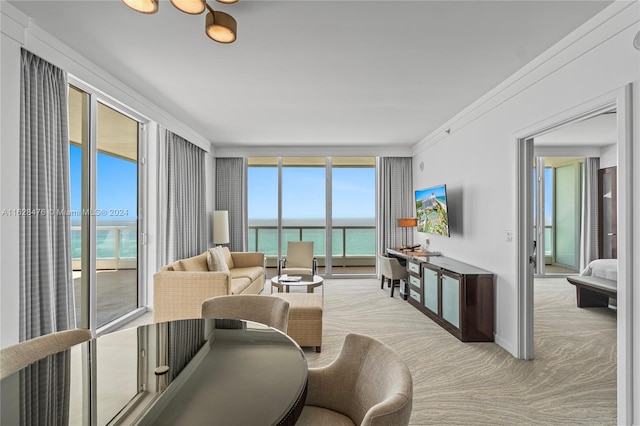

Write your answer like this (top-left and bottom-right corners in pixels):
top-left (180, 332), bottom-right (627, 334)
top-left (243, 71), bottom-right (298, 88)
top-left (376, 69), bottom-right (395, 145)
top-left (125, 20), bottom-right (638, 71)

top-left (415, 184), bottom-right (450, 237)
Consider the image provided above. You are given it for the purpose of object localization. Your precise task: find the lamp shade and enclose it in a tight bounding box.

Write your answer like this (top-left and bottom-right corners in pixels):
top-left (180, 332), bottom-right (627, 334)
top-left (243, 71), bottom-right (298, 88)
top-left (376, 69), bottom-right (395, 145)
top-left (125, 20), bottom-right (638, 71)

top-left (397, 218), bottom-right (417, 228)
top-left (213, 210), bottom-right (230, 245)
top-left (205, 10), bottom-right (237, 43)
top-left (121, 0), bottom-right (158, 13)
top-left (171, 0), bottom-right (205, 15)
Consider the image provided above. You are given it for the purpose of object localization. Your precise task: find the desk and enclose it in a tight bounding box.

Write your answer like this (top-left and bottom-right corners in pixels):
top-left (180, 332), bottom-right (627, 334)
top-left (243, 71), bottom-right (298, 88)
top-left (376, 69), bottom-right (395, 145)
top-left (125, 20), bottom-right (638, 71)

top-left (387, 247), bottom-right (495, 342)
top-left (0, 319), bottom-right (307, 426)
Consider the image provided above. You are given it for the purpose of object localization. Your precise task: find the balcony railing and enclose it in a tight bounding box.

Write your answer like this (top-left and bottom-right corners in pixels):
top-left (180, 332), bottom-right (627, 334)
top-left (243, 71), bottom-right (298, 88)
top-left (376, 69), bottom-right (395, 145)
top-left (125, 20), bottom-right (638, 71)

top-left (248, 225), bottom-right (376, 268)
top-left (71, 225), bottom-right (137, 270)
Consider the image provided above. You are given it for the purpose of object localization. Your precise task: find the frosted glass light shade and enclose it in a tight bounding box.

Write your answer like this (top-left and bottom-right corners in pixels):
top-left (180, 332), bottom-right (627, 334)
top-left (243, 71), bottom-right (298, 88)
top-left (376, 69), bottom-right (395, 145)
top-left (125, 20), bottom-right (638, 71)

top-left (205, 11), bottom-right (237, 43)
top-left (171, 0), bottom-right (205, 15)
top-left (121, 0), bottom-right (158, 14)
top-left (213, 210), bottom-right (230, 244)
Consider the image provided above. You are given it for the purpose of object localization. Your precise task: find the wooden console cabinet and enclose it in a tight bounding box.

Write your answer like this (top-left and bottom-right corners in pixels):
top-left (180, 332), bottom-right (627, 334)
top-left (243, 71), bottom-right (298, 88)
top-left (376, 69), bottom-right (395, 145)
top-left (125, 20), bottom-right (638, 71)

top-left (389, 249), bottom-right (494, 342)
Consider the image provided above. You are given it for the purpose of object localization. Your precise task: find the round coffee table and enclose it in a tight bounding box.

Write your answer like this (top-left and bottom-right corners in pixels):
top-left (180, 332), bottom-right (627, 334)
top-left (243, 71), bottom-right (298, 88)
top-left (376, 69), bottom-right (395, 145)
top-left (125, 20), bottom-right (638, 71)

top-left (271, 274), bottom-right (324, 294)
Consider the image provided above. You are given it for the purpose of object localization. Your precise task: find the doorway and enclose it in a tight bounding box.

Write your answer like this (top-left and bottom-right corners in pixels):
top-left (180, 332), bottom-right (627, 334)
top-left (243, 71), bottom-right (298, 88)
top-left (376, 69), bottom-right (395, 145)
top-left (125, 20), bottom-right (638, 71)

top-left (516, 85), bottom-right (633, 421)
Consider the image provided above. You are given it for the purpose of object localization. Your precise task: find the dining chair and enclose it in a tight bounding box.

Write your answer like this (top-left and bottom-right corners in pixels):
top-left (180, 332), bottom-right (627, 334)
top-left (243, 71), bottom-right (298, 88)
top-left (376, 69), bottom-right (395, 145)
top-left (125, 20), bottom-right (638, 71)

top-left (379, 254), bottom-right (408, 297)
top-left (201, 295), bottom-right (290, 333)
top-left (296, 333), bottom-right (413, 426)
top-left (279, 241), bottom-right (318, 276)
top-left (0, 328), bottom-right (93, 379)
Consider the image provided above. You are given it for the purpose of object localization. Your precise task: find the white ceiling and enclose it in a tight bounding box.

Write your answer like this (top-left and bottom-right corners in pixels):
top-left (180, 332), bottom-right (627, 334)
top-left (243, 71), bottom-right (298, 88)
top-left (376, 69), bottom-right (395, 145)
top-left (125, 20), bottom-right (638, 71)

top-left (10, 0), bottom-right (613, 149)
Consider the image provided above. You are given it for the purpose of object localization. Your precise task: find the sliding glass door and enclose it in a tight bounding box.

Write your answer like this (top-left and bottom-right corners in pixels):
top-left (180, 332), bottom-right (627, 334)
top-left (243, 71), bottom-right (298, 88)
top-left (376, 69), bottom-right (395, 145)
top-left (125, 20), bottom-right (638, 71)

top-left (331, 158), bottom-right (376, 275)
top-left (248, 156), bottom-right (375, 277)
top-left (68, 84), bottom-right (145, 332)
top-left (282, 157), bottom-right (326, 273)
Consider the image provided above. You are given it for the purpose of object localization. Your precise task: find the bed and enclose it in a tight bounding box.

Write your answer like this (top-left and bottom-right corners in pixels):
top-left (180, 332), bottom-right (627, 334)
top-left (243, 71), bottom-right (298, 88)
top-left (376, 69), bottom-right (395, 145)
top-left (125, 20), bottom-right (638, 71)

top-left (566, 259), bottom-right (617, 308)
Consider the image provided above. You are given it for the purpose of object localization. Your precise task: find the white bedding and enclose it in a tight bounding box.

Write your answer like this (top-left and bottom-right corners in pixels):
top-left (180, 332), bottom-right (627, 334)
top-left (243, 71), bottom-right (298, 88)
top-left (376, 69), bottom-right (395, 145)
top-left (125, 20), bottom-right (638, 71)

top-left (580, 259), bottom-right (618, 282)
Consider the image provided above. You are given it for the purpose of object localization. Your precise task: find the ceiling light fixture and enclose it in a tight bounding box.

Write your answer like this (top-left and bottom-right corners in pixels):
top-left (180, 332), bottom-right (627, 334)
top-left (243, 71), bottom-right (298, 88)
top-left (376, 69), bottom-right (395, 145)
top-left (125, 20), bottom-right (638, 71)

top-left (634, 31), bottom-right (640, 51)
top-left (205, 7), bottom-right (237, 43)
top-left (121, 0), bottom-right (238, 43)
top-left (121, 0), bottom-right (158, 14)
top-left (171, 0), bottom-right (206, 15)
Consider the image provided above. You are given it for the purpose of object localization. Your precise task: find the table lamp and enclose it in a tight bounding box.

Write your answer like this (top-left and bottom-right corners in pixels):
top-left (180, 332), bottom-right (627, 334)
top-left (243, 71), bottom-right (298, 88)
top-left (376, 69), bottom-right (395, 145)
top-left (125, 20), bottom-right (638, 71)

top-left (397, 218), bottom-right (417, 249)
top-left (213, 210), bottom-right (230, 246)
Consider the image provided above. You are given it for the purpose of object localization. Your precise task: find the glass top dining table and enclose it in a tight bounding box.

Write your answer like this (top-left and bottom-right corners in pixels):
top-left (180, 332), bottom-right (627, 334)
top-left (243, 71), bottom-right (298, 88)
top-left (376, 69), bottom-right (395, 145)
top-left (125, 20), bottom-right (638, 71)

top-left (0, 318), bottom-right (308, 426)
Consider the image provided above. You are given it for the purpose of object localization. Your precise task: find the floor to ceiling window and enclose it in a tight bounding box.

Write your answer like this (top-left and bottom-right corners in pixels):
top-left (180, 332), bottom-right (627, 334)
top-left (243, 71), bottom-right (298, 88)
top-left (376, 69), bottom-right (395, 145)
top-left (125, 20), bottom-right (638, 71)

top-left (68, 83), bottom-right (146, 333)
top-left (331, 157), bottom-right (376, 275)
top-left (248, 157), bottom-right (375, 277)
top-left (533, 157), bottom-right (583, 275)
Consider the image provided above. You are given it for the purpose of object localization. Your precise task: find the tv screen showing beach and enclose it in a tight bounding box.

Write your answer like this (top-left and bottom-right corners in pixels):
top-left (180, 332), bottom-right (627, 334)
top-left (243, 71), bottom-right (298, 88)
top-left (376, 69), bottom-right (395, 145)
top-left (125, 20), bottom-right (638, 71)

top-left (415, 185), bottom-right (450, 237)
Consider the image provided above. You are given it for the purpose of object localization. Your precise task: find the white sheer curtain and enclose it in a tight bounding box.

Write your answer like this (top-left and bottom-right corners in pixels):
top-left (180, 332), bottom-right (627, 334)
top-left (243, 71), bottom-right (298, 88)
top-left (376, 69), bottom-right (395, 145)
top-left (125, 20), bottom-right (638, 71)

top-left (158, 128), bottom-right (208, 265)
top-left (215, 158), bottom-right (248, 252)
top-left (376, 157), bottom-right (414, 253)
top-left (580, 157), bottom-right (600, 271)
top-left (19, 49), bottom-right (75, 339)
top-left (19, 48), bottom-right (74, 426)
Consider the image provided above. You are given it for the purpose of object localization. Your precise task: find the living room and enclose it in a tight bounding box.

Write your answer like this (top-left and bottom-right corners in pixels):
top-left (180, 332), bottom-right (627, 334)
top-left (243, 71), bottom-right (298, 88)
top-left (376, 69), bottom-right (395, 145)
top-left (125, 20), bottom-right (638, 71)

top-left (1, 0), bottom-right (639, 424)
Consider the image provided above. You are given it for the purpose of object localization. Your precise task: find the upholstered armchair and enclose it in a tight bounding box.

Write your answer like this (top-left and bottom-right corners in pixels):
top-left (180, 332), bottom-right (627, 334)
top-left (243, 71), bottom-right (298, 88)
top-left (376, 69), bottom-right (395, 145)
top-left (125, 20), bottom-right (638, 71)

top-left (0, 329), bottom-right (93, 379)
top-left (279, 241), bottom-right (317, 276)
top-left (379, 254), bottom-right (408, 297)
top-left (201, 294), bottom-right (290, 333)
top-left (297, 333), bottom-right (413, 425)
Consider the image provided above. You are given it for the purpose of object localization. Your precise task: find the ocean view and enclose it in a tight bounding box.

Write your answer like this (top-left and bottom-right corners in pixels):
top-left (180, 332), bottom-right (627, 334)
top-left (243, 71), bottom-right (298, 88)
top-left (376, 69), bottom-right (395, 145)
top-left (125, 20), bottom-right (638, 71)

top-left (72, 218), bottom-right (376, 260)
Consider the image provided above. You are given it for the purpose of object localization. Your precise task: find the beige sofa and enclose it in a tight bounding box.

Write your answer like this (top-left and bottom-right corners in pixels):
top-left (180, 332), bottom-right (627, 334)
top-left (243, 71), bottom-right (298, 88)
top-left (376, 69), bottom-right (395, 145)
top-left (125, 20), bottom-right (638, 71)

top-left (153, 248), bottom-right (265, 323)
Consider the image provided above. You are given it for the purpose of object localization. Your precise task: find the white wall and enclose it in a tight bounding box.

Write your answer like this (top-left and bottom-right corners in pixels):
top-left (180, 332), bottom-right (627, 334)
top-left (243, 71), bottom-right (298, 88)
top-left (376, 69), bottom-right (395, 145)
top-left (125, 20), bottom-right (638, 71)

top-left (599, 143), bottom-right (617, 169)
top-left (412, 2), bottom-right (638, 422)
top-left (0, 2), bottom-right (27, 348)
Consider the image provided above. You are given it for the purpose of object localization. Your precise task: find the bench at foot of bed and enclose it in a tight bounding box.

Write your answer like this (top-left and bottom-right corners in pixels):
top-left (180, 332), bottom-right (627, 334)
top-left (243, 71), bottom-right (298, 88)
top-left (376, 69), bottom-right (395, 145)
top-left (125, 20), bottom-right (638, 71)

top-left (566, 275), bottom-right (617, 308)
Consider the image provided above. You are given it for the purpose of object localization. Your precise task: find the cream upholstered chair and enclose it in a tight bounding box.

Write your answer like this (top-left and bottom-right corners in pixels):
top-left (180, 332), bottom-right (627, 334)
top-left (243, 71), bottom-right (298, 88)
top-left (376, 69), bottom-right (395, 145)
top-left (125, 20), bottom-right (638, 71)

top-left (201, 294), bottom-right (290, 333)
top-left (297, 333), bottom-right (413, 426)
top-left (379, 254), bottom-right (408, 298)
top-left (0, 328), bottom-right (93, 379)
top-left (279, 241), bottom-right (317, 276)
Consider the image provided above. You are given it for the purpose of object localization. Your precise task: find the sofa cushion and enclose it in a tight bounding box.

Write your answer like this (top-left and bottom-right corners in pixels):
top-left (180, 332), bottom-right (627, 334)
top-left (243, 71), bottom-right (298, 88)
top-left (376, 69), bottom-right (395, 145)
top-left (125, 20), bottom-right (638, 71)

top-left (231, 277), bottom-right (252, 294)
top-left (230, 266), bottom-right (264, 282)
top-left (221, 246), bottom-right (235, 270)
top-left (178, 253), bottom-right (209, 272)
top-left (207, 247), bottom-right (230, 272)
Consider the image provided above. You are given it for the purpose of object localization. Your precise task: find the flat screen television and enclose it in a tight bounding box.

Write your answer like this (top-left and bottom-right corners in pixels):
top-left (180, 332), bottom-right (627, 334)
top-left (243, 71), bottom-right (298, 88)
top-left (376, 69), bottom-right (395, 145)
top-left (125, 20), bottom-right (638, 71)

top-left (415, 184), bottom-right (450, 237)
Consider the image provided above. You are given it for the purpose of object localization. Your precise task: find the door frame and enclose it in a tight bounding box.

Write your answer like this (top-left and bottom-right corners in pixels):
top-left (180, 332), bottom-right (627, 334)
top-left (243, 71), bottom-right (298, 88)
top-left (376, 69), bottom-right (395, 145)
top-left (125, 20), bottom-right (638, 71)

top-left (515, 84), bottom-right (633, 422)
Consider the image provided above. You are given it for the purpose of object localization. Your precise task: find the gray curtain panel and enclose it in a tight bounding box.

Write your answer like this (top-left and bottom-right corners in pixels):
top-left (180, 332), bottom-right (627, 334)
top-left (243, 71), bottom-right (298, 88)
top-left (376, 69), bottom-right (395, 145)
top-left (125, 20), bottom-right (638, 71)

top-left (161, 128), bottom-right (207, 263)
top-left (215, 158), bottom-right (248, 252)
top-left (167, 320), bottom-right (206, 382)
top-left (580, 157), bottom-right (600, 271)
top-left (19, 49), bottom-right (75, 340)
top-left (376, 157), bottom-right (414, 253)
top-left (19, 49), bottom-right (74, 426)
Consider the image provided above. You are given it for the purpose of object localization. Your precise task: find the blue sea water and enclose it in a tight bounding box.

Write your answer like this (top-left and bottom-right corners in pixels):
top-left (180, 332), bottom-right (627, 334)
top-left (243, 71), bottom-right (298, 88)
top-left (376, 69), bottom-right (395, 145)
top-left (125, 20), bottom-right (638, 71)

top-left (72, 219), bottom-right (376, 259)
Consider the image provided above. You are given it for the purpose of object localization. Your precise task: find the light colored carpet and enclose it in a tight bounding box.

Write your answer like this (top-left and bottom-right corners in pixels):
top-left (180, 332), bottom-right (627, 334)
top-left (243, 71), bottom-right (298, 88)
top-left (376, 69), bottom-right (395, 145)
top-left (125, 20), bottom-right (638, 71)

top-left (301, 277), bottom-right (616, 425)
top-left (122, 276), bottom-right (617, 425)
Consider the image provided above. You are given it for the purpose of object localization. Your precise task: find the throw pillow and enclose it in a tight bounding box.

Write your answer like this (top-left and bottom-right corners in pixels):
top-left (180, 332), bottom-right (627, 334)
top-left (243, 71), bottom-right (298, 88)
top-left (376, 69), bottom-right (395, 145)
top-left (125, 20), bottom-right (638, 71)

top-left (221, 246), bottom-right (235, 269)
top-left (180, 254), bottom-right (209, 271)
top-left (207, 247), bottom-right (229, 272)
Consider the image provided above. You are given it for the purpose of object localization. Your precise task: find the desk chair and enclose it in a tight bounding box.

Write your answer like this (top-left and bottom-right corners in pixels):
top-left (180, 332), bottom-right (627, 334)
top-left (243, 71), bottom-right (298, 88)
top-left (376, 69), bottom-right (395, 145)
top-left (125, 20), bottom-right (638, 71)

top-left (0, 328), bottom-right (93, 379)
top-left (279, 241), bottom-right (318, 276)
top-left (297, 333), bottom-right (413, 425)
top-left (201, 295), bottom-right (290, 333)
top-left (379, 254), bottom-right (408, 297)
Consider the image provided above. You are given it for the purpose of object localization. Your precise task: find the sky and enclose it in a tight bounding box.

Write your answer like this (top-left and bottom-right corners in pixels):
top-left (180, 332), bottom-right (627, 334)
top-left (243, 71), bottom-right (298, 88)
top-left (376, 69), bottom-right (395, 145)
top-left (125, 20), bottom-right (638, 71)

top-left (248, 166), bottom-right (375, 220)
top-left (69, 146), bottom-right (138, 221)
top-left (70, 153), bottom-right (376, 223)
